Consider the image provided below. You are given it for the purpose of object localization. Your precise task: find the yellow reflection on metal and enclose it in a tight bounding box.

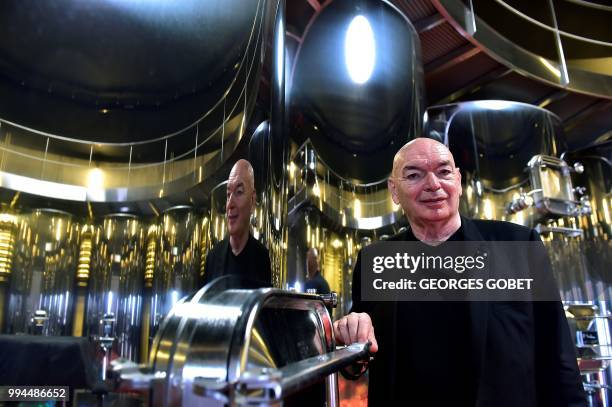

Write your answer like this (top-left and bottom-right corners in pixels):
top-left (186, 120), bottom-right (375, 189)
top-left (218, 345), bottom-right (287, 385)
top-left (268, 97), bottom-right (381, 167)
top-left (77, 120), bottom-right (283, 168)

top-left (312, 182), bottom-right (321, 198)
top-left (9, 192), bottom-right (20, 208)
top-left (289, 162), bottom-right (295, 179)
top-left (144, 225), bottom-right (157, 287)
top-left (602, 198), bottom-right (611, 225)
top-left (76, 225), bottom-right (93, 286)
top-left (71, 293), bottom-right (86, 337)
top-left (539, 57), bottom-right (561, 78)
top-left (0, 213), bottom-right (17, 283)
top-left (353, 198), bottom-right (362, 219)
top-left (482, 199), bottom-right (494, 220)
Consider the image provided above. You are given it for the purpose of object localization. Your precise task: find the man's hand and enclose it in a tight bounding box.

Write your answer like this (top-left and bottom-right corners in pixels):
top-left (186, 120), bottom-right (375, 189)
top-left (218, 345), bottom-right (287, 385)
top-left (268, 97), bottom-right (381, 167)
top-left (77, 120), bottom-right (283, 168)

top-left (333, 312), bottom-right (378, 353)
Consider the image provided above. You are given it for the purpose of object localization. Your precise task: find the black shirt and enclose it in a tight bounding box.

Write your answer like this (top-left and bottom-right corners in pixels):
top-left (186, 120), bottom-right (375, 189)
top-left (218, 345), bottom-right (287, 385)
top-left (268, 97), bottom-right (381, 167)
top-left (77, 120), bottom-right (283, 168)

top-left (304, 272), bottom-right (331, 294)
top-left (352, 223), bottom-right (476, 406)
top-left (394, 224), bottom-right (476, 406)
top-left (203, 234), bottom-right (272, 287)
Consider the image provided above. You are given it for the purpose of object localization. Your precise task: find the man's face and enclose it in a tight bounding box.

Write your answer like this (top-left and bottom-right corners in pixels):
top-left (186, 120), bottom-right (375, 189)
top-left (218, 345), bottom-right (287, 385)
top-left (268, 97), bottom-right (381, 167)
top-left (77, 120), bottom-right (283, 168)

top-left (388, 141), bottom-right (462, 224)
top-left (226, 168), bottom-right (255, 237)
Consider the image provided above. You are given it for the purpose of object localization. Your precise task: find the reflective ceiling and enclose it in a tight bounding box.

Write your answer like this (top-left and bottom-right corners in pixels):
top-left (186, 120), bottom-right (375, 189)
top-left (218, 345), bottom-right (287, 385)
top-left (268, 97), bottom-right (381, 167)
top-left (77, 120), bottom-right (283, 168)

top-left (0, 0), bottom-right (261, 142)
top-left (0, 0), bottom-right (609, 167)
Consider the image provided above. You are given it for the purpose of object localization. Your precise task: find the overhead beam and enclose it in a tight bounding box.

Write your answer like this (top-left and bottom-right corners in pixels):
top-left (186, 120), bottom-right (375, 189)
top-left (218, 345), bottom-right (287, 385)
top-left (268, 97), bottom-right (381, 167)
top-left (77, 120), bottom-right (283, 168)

top-left (306, 0), bottom-right (321, 12)
top-left (536, 89), bottom-right (569, 108)
top-left (433, 66), bottom-right (512, 105)
top-left (414, 13), bottom-right (446, 33)
top-left (564, 100), bottom-right (612, 132)
top-left (425, 44), bottom-right (481, 77)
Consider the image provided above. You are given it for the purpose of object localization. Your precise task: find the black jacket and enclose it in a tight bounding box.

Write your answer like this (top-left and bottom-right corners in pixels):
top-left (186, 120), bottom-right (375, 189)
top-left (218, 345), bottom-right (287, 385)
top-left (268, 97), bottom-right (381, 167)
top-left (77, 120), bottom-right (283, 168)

top-left (202, 234), bottom-right (272, 287)
top-left (351, 216), bottom-right (586, 407)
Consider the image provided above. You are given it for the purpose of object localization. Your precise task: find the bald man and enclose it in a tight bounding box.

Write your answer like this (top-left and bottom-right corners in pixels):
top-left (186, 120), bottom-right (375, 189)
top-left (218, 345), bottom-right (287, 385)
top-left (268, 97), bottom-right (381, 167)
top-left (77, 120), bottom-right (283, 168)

top-left (305, 248), bottom-right (330, 294)
top-left (334, 139), bottom-right (585, 406)
top-left (203, 159), bottom-right (272, 287)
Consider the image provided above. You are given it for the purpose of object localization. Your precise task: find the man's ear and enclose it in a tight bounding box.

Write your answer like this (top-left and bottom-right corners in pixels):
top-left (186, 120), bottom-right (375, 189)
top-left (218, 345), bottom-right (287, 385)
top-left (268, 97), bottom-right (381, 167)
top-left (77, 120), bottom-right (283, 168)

top-left (388, 178), bottom-right (400, 204)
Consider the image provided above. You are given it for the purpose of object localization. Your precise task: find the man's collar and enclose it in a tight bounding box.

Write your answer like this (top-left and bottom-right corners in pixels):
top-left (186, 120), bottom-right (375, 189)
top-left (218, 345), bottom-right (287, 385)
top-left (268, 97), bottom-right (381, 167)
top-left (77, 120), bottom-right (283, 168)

top-left (458, 215), bottom-right (485, 241)
top-left (401, 215), bottom-right (483, 242)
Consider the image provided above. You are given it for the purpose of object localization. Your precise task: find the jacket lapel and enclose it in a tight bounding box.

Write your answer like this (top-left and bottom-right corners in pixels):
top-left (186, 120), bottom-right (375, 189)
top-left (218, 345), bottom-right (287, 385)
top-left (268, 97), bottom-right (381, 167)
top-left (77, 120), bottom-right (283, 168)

top-left (460, 216), bottom-right (490, 400)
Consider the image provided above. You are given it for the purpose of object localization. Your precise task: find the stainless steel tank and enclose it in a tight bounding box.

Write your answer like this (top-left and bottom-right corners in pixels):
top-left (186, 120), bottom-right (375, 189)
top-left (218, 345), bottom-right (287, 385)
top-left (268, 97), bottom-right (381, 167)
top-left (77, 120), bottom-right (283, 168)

top-left (424, 100), bottom-right (575, 225)
top-left (289, 0), bottom-right (424, 183)
top-left (424, 100), bottom-right (593, 300)
top-left (145, 205), bottom-right (201, 357)
top-left (86, 214), bottom-right (145, 361)
top-left (5, 209), bottom-right (79, 335)
top-left (114, 277), bottom-right (368, 406)
top-left (566, 142), bottom-right (612, 303)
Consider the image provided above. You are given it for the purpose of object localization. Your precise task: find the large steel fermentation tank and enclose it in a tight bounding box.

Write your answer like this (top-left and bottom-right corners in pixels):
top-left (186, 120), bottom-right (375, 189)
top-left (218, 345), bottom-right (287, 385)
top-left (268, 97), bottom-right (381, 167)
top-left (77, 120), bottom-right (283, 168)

top-left (567, 142), bottom-right (612, 303)
top-left (423, 101), bottom-right (593, 297)
top-left (86, 214), bottom-right (145, 361)
top-left (144, 205), bottom-right (202, 362)
top-left (424, 100), bottom-right (570, 224)
top-left (4, 209), bottom-right (80, 336)
top-left (114, 277), bottom-right (369, 406)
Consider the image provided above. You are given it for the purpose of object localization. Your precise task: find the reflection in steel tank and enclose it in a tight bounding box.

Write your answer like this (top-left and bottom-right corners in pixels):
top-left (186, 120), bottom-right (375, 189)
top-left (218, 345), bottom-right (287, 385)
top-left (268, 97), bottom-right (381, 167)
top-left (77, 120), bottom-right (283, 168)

top-left (5, 209), bottom-right (78, 335)
top-left (86, 214), bottom-right (144, 361)
top-left (249, 121), bottom-right (288, 288)
top-left (290, 0), bottom-right (424, 183)
top-left (147, 205), bottom-right (201, 354)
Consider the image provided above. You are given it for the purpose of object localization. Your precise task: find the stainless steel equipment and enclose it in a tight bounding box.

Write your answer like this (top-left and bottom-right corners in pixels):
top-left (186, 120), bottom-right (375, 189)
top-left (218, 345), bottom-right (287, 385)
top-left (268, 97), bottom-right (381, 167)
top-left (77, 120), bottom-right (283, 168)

top-left (424, 100), bottom-right (584, 225)
top-left (289, 0), bottom-right (424, 183)
top-left (146, 205), bottom-right (202, 357)
top-left (5, 209), bottom-right (79, 335)
top-left (566, 303), bottom-right (612, 407)
top-left (113, 278), bottom-right (369, 406)
top-left (86, 214), bottom-right (145, 361)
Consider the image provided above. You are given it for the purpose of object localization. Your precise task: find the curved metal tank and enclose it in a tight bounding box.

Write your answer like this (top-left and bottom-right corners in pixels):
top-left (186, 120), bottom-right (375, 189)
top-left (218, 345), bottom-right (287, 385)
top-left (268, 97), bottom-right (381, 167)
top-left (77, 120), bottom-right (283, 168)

top-left (424, 100), bottom-right (568, 225)
top-left (115, 278), bottom-right (366, 406)
top-left (86, 214), bottom-right (145, 361)
top-left (290, 0), bottom-right (424, 183)
top-left (147, 206), bottom-right (201, 348)
top-left (4, 209), bottom-right (79, 335)
top-left (0, 0), bottom-right (275, 203)
top-left (424, 100), bottom-right (602, 304)
top-left (249, 121), bottom-right (288, 288)
top-left (566, 142), bottom-right (612, 303)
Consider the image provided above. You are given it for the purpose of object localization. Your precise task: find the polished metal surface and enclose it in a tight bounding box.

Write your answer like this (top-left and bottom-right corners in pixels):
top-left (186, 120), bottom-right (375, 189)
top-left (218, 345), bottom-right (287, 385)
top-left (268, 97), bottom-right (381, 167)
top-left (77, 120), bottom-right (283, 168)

top-left (248, 121), bottom-right (288, 288)
top-left (148, 206), bottom-right (201, 344)
top-left (86, 214), bottom-right (144, 361)
top-left (559, 142), bottom-right (612, 303)
top-left (288, 140), bottom-right (403, 231)
top-left (0, 0), bottom-right (275, 202)
top-left (424, 100), bottom-right (567, 225)
top-left (290, 0), bottom-right (424, 183)
top-left (227, 342), bottom-right (370, 403)
top-left (425, 100), bottom-right (611, 308)
top-left (5, 209), bottom-right (79, 335)
top-left (566, 303), bottom-right (612, 407)
top-left (432, 0), bottom-right (612, 98)
top-left (120, 284), bottom-right (350, 405)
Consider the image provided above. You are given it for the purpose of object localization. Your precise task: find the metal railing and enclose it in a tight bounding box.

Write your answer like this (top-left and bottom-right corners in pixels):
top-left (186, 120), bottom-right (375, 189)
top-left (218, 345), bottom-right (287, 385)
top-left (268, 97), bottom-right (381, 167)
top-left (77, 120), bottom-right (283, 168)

top-left (0, 0), bottom-right (268, 202)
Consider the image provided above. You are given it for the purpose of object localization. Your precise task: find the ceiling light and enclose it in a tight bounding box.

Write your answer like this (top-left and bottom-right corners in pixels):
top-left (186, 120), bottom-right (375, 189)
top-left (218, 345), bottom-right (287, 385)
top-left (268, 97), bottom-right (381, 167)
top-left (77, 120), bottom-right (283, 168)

top-left (345, 15), bottom-right (375, 84)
